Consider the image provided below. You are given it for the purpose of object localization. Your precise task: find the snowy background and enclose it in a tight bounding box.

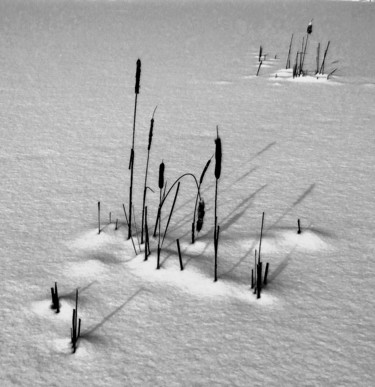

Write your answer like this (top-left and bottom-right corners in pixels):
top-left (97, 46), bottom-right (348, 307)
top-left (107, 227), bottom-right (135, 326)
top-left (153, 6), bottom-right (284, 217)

top-left (1, 0), bottom-right (374, 385)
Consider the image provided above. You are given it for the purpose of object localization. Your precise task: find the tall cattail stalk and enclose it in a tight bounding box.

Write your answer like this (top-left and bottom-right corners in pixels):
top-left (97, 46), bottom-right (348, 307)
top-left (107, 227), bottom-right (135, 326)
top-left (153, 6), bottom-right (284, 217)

top-left (71, 289), bottom-right (81, 354)
top-left (316, 42), bottom-right (321, 74)
top-left (192, 156), bottom-right (212, 243)
top-left (141, 106), bottom-right (157, 244)
top-left (286, 33), bottom-right (294, 69)
top-left (258, 45), bottom-right (263, 62)
top-left (214, 126), bottom-right (222, 282)
top-left (253, 249), bottom-right (257, 294)
top-left (319, 41), bottom-right (330, 75)
top-left (157, 161), bottom-right (165, 269)
top-left (177, 239), bottom-right (183, 270)
top-left (263, 262), bottom-right (270, 286)
top-left (98, 201), bottom-right (101, 234)
top-left (301, 34), bottom-right (309, 75)
top-left (144, 206), bottom-right (149, 260)
top-left (258, 212), bottom-right (265, 262)
top-left (128, 59), bottom-right (141, 240)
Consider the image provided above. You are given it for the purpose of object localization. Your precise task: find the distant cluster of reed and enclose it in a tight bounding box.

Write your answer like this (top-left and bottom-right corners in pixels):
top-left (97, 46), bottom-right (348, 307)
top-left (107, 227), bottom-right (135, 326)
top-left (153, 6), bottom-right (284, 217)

top-left (256, 20), bottom-right (338, 79)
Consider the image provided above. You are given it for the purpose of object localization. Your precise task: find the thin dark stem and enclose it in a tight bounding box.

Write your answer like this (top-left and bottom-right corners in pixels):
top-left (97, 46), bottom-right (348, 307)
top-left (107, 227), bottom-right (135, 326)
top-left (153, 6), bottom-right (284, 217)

top-left (153, 172), bottom-right (200, 237)
top-left (161, 182), bottom-right (180, 247)
top-left (128, 93), bottom-right (138, 240)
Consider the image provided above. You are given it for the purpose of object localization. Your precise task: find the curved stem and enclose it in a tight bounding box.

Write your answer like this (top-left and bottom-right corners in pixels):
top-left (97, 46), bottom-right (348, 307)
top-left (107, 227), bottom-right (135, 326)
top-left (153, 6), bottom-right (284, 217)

top-left (153, 172), bottom-right (200, 237)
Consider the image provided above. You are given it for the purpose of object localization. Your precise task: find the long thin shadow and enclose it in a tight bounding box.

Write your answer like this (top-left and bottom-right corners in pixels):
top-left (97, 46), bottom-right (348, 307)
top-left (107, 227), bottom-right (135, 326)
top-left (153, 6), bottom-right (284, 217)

top-left (268, 183), bottom-right (316, 231)
top-left (159, 184), bottom-right (267, 266)
top-left (252, 141), bottom-right (277, 160)
top-left (82, 288), bottom-right (145, 337)
top-left (220, 245), bottom-right (253, 278)
top-left (59, 281), bottom-right (98, 301)
top-left (232, 167), bottom-right (258, 186)
top-left (267, 248), bottom-right (295, 283)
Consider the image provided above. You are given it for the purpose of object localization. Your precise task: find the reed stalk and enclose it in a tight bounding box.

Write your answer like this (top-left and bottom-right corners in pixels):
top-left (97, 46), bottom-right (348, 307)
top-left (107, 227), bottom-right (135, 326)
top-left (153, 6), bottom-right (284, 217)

top-left (51, 282), bottom-right (59, 313)
top-left (157, 161), bottom-right (165, 269)
top-left (128, 59), bottom-right (141, 240)
top-left (263, 262), bottom-right (270, 285)
top-left (258, 212), bottom-right (265, 262)
top-left (316, 42), bottom-right (320, 74)
top-left (71, 289), bottom-right (81, 353)
top-left (161, 182), bottom-right (180, 247)
top-left (319, 41), bottom-right (330, 74)
top-left (286, 34), bottom-right (294, 69)
top-left (98, 201), bottom-right (101, 234)
top-left (123, 204), bottom-right (138, 255)
top-left (141, 106), bottom-right (157, 244)
top-left (192, 156), bottom-right (212, 243)
top-left (214, 126), bottom-right (222, 282)
top-left (177, 239), bottom-right (183, 270)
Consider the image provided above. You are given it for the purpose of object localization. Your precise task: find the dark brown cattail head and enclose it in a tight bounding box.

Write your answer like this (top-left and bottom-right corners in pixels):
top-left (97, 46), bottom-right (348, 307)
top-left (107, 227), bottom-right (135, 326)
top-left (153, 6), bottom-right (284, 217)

top-left (199, 157), bottom-right (212, 185)
top-left (215, 126), bottom-right (222, 180)
top-left (148, 106), bottom-right (157, 151)
top-left (159, 161), bottom-right (165, 189)
top-left (135, 59), bottom-right (141, 94)
top-left (196, 199), bottom-right (205, 232)
top-left (148, 118), bottom-right (154, 151)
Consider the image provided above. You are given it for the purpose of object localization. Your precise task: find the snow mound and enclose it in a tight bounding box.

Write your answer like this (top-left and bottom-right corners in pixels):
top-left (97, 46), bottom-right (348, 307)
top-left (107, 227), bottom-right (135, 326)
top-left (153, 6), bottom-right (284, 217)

top-left (127, 252), bottom-right (278, 306)
top-left (68, 228), bottom-right (121, 251)
top-left (64, 260), bottom-right (109, 279)
top-left (270, 68), bottom-right (339, 84)
top-left (243, 229), bottom-right (330, 255)
top-left (31, 299), bottom-right (72, 321)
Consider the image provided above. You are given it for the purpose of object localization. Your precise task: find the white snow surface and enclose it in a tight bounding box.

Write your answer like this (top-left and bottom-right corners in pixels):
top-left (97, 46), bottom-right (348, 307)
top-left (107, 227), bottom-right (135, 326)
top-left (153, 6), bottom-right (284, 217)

top-left (1, 0), bottom-right (375, 386)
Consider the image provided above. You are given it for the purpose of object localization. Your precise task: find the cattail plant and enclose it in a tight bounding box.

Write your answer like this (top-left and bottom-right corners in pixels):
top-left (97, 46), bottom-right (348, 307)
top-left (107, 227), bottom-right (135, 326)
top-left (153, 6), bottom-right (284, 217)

top-left (98, 201), bottom-right (101, 234)
top-left (196, 199), bottom-right (205, 233)
top-left (71, 289), bottom-right (81, 354)
top-left (141, 106), bottom-right (157, 244)
top-left (176, 239), bottom-right (184, 271)
top-left (263, 262), bottom-right (270, 286)
top-left (192, 156), bottom-right (212, 243)
top-left (214, 126), bottom-right (222, 282)
top-left (128, 59), bottom-right (141, 240)
top-left (319, 41), bottom-right (330, 75)
top-left (297, 218), bottom-right (301, 234)
top-left (286, 33), bottom-right (294, 69)
top-left (253, 212), bottom-right (271, 299)
top-left (256, 61), bottom-right (262, 76)
top-left (50, 282), bottom-right (60, 313)
top-left (316, 43), bottom-right (321, 75)
top-left (157, 161), bottom-right (165, 269)
top-left (259, 45), bottom-right (263, 62)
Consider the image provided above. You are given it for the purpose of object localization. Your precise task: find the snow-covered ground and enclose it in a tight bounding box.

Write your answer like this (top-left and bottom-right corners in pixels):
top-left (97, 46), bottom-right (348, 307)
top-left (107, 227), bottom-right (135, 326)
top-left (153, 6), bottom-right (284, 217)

top-left (1, 0), bottom-right (375, 385)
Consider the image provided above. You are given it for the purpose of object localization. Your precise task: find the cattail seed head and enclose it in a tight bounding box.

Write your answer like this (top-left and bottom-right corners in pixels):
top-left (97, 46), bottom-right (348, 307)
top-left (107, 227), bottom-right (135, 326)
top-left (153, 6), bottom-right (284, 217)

top-left (199, 158), bottom-right (211, 185)
top-left (159, 161), bottom-right (165, 189)
top-left (215, 128), bottom-right (222, 180)
top-left (148, 118), bottom-right (154, 151)
top-left (135, 59), bottom-right (141, 94)
top-left (196, 199), bottom-right (205, 232)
